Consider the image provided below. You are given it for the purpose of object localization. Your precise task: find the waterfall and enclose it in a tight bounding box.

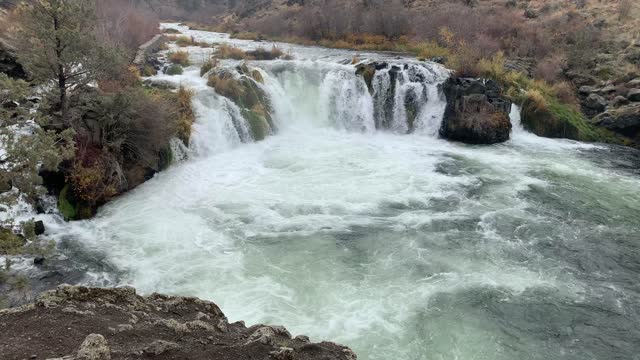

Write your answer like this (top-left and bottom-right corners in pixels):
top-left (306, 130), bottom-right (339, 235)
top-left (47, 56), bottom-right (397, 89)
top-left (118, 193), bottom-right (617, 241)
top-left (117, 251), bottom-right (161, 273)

top-left (184, 59), bottom-right (449, 153)
top-left (510, 104), bottom-right (524, 133)
top-left (49, 24), bottom-right (640, 360)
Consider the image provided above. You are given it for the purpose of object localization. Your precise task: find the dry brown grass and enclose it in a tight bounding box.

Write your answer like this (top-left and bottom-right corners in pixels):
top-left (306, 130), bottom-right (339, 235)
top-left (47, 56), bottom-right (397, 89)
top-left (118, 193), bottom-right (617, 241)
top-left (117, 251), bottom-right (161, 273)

top-left (246, 46), bottom-right (284, 60)
top-left (175, 36), bottom-right (194, 47)
top-left (200, 57), bottom-right (218, 76)
top-left (168, 51), bottom-right (190, 66)
top-left (207, 73), bottom-right (243, 100)
top-left (175, 86), bottom-right (195, 143)
top-left (215, 44), bottom-right (248, 60)
top-left (526, 89), bottom-right (549, 113)
top-left (232, 32), bottom-right (260, 40)
top-left (552, 81), bottom-right (580, 110)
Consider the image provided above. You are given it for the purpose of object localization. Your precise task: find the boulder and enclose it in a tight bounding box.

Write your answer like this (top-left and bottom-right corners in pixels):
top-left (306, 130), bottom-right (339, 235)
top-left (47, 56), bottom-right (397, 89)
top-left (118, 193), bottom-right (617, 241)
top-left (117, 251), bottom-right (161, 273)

top-left (355, 63), bottom-right (378, 94)
top-left (524, 8), bottom-right (538, 18)
top-left (76, 334), bottom-right (110, 360)
top-left (144, 340), bottom-right (180, 355)
top-left (613, 96), bottom-right (630, 107)
top-left (628, 78), bottom-right (640, 87)
top-left (504, 58), bottom-right (533, 76)
top-left (0, 178), bottom-right (11, 193)
top-left (569, 73), bottom-right (598, 87)
top-left (579, 85), bottom-right (596, 95)
top-left (34, 220), bottom-right (45, 236)
top-left (592, 104), bottom-right (640, 139)
top-left (584, 93), bottom-right (607, 111)
top-left (142, 79), bottom-right (178, 90)
top-left (599, 84), bottom-right (617, 95)
top-left (0, 39), bottom-right (27, 79)
top-left (628, 89), bottom-right (640, 102)
top-left (440, 77), bottom-right (512, 144)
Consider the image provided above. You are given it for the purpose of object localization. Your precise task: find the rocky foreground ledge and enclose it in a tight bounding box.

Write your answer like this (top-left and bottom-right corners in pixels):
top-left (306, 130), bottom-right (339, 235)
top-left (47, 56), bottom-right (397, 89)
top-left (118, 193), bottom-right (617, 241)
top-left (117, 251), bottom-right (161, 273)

top-left (0, 285), bottom-right (356, 360)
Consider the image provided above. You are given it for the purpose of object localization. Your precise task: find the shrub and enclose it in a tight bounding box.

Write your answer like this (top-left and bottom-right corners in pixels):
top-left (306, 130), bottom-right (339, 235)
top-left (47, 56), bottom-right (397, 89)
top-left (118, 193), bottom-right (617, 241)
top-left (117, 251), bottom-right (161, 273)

top-left (534, 54), bottom-right (566, 83)
top-left (215, 44), bottom-right (247, 60)
top-left (208, 73), bottom-right (244, 99)
top-left (166, 64), bottom-right (184, 75)
top-left (64, 81), bottom-right (197, 216)
top-left (0, 228), bottom-right (25, 255)
top-left (416, 41), bottom-right (450, 60)
top-left (232, 31), bottom-right (260, 40)
top-left (163, 28), bottom-right (182, 34)
top-left (477, 52), bottom-right (508, 80)
top-left (566, 25), bottom-right (602, 71)
top-left (142, 65), bottom-right (157, 77)
top-left (525, 89), bottom-right (549, 113)
top-left (67, 147), bottom-right (117, 205)
top-left (174, 86), bottom-right (195, 144)
top-left (175, 36), bottom-right (194, 47)
top-left (246, 46), bottom-right (284, 60)
top-left (440, 28), bottom-right (482, 77)
top-left (168, 51), bottom-right (190, 65)
top-left (95, 0), bottom-right (159, 54)
top-left (200, 58), bottom-right (218, 76)
top-left (552, 81), bottom-right (579, 109)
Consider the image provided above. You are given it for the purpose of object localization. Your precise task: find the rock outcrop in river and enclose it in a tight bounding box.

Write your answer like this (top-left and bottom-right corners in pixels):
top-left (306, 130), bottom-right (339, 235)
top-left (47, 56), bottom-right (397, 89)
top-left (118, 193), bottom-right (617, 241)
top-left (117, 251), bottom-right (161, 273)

top-left (0, 285), bottom-right (357, 360)
top-left (439, 77), bottom-right (512, 144)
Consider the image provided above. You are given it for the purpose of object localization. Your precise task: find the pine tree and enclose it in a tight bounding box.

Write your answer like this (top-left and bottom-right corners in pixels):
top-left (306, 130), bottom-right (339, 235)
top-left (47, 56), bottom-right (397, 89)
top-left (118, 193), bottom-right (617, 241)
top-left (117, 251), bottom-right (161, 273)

top-left (13, 0), bottom-right (122, 121)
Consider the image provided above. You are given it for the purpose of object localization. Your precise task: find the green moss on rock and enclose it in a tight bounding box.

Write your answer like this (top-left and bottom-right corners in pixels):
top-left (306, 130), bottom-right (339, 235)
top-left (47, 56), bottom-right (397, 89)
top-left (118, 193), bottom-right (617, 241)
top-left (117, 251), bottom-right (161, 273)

top-left (242, 109), bottom-right (271, 141)
top-left (58, 185), bottom-right (77, 221)
top-left (208, 69), bottom-right (274, 141)
top-left (521, 95), bottom-right (620, 143)
top-left (0, 228), bottom-right (26, 255)
top-left (166, 64), bottom-right (184, 75)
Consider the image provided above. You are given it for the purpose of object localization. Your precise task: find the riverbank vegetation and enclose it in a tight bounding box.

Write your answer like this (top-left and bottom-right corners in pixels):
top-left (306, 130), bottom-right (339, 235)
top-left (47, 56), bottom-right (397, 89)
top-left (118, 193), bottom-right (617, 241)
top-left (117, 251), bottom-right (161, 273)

top-left (0, 0), bottom-right (196, 263)
top-left (171, 0), bottom-right (639, 145)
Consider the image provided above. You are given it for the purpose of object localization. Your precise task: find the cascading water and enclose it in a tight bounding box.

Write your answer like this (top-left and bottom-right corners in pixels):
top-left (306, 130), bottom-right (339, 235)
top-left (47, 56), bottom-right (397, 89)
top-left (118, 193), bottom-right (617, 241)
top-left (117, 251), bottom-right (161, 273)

top-left (47, 24), bottom-right (640, 360)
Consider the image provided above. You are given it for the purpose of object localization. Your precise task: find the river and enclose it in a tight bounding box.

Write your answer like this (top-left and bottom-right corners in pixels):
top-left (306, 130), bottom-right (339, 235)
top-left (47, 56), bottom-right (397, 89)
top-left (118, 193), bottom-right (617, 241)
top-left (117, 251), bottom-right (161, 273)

top-left (48, 24), bottom-right (640, 360)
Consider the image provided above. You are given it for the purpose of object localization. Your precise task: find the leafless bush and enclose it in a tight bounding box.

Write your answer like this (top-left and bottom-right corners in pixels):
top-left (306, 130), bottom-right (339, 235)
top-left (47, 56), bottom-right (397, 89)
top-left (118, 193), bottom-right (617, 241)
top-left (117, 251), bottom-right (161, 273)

top-left (95, 0), bottom-right (159, 54)
top-left (361, 0), bottom-right (411, 39)
top-left (534, 54), bottom-right (567, 83)
top-left (566, 25), bottom-right (603, 70)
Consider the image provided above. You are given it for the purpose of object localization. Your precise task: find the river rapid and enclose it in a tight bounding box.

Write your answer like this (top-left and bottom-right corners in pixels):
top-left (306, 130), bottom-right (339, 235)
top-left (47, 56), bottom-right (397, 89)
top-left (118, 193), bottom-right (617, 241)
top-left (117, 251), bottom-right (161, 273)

top-left (47, 24), bottom-right (640, 360)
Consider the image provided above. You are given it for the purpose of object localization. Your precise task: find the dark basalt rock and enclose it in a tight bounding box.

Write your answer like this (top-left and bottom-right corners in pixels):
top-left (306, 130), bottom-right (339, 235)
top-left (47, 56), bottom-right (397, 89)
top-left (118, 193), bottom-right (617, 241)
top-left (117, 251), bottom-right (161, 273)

top-left (439, 77), bottom-right (512, 144)
top-left (592, 104), bottom-right (640, 140)
top-left (628, 89), bottom-right (640, 102)
top-left (0, 39), bottom-right (26, 79)
top-left (0, 285), bottom-right (357, 360)
top-left (34, 220), bottom-right (45, 236)
top-left (583, 93), bottom-right (607, 116)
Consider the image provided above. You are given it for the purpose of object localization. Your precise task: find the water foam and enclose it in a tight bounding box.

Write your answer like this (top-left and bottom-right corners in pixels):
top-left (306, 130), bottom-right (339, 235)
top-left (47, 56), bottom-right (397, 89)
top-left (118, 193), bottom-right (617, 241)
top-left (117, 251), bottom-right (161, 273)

top-left (44, 23), bottom-right (640, 360)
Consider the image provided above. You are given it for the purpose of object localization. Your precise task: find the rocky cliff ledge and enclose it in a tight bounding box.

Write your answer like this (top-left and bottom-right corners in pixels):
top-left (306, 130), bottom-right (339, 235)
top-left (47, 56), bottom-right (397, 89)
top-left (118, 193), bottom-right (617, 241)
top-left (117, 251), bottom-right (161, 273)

top-left (0, 285), bottom-right (356, 360)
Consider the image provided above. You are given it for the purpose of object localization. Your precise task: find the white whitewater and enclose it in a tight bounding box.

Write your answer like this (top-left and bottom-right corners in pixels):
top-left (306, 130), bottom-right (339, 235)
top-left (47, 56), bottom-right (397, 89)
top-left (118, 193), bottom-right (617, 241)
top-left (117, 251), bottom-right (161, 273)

top-left (47, 24), bottom-right (640, 360)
